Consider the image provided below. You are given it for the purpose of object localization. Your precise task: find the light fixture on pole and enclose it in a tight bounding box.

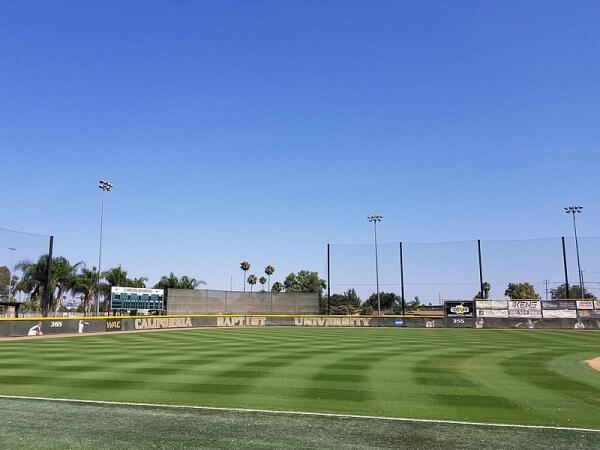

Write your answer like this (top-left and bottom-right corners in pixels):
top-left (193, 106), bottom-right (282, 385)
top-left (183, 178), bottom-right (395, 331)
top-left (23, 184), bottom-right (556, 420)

top-left (564, 206), bottom-right (583, 298)
top-left (367, 215), bottom-right (383, 315)
top-left (96, 180), bottom-right (114, 316)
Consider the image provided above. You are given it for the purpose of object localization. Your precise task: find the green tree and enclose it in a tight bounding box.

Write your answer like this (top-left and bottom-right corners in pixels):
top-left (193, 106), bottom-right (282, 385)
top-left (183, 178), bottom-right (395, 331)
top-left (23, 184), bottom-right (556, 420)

top-left (153, 273), bottom-right (204, 289)
top-left (264, 265), bottom-right (275, 291)
top-left (408, 296), bottom-right (421, 308)
top-left (283, 270), bottom-right (326, 294)
top-left (247, 274), bottom-right (257, 292)
top-left (259, 276), bottom-right (267, 291)
top-left (474, 282), bottom-right (491, 299)
top-left (51, 257), bottom-right (82, 312)
top-left (16, 255), bottom-right (81, 312)
top-left (271, 281), bottom-right (283, 293)
top-left (0, 266), bottom-right (10, 297)
top-left (329, 289), bottom-right (361, 314)
top-left (504, 282), bottom-right (540, 300)
top-left (364, 292), bottom-right (401, 311)
top-left (240, 261), bottom-right (250, 292)
top-left (72, 267), bottom-right (99, 315)
top-left (551, 283), bottom-right (595, 300)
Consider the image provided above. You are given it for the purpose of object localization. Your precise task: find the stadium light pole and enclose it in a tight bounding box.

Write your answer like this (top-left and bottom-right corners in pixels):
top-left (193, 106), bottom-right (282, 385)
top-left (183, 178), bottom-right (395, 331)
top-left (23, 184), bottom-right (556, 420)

top-left (96, 180), bottom-right (113, 316)
top-left (564, 206), bottom-right (584, 298)
top-left (8, 247), bottom-right (15, 297)
top-left (8, 247), bottom-right (15, 275)
top-left (367, 215), bottom-right (383, 315)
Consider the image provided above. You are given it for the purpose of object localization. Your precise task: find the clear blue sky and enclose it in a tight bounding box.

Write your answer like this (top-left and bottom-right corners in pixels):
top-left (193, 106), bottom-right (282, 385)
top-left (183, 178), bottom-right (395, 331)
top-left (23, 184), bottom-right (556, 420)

top-left (1, 1), bottom-right (599, 299)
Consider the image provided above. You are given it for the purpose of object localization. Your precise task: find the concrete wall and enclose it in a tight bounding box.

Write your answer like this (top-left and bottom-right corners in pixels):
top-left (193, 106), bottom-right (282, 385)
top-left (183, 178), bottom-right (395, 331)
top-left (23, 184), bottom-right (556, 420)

top-left (166, 289), bottom-right (320, 315)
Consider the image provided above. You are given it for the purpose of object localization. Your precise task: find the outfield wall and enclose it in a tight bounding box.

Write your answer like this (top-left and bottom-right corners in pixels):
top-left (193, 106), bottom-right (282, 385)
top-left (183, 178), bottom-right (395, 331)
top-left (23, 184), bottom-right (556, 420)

top-left (166, 289), bottom-right (320, 315)
top-left (1, 314), bottom-right (599, 337)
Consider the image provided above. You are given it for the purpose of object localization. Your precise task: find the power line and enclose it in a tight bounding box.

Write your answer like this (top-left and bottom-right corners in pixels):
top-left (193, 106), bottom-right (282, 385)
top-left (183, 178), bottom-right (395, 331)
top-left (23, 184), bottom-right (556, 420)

top-left (0, 226), bottom-right (51, 238)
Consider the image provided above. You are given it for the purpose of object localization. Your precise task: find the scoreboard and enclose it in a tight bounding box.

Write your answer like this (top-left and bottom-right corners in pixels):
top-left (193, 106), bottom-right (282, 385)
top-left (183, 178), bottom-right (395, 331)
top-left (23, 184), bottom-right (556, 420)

top-left (111, 287), bottom-right (164, 311)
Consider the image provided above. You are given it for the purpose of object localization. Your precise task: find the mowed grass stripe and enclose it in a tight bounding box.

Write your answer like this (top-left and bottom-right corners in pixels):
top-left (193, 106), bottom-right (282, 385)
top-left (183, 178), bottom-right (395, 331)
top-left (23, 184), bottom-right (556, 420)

top-left (0, 328), bottom-right (599, 428)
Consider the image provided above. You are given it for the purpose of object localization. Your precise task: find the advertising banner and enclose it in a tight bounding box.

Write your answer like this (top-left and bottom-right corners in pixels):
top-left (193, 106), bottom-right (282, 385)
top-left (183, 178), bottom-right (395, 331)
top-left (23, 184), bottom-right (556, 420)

top-left (578, 310), bottom-right (600, 319)
top-left (577, 301), bottom-right (595, 310)
top-left (476, 300), bottom-right (508, 310)
top-left (444, 301), bottom-right (475, 318)
top-left (477, 308), bottom-right (508, 318)
top-left (508, 300), bottom-right (542, 318)
top-left (542, 301), bottom-right (577, 310)
top-left (543, 309), bottom-right (577, 319)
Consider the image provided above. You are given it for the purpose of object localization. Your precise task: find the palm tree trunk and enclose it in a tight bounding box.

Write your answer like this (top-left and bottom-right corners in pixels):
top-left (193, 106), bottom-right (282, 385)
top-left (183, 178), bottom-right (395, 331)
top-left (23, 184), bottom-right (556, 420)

top-left (54, 287), bottom-right (64, 313)
top-left (243, 271), bottom-right (246, 292)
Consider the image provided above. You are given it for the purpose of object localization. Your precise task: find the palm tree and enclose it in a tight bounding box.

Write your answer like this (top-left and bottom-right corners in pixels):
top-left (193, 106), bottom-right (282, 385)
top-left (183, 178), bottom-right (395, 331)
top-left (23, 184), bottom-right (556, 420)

top-left (15, 256), bottom-right (48, 310)
top-left (264, 265), bottom-right (275, 291)
top-left (271, 281), bottom-right (283, 293)
top-left (153, 273), bottom-right (205, 289)
top-left (247, 274), bottom-right (257, 293)
top-left (259, 276), bottom-right (267, 291)
top-left (72, 267), bottom-right (98, 315)
top-left (52, 257), bottom-right (83, 312)
top-left (16, 255), bottom-right (81, 313)
top-left (240, 261), bottom-right (250, 292)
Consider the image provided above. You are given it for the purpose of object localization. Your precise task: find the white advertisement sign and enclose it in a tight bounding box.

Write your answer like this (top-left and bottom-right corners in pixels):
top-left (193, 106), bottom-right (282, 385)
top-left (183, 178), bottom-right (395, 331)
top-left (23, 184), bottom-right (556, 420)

top-left (577, 301), bottom-right (594, 310)
top-left (508, 300), bottom-right (542, 318)
top-left (477, 309), bottom-right (509, 318)
top-left (543, 310), bottom-right (577, 319)
top-left (476, 300), bottom-right (508, 310)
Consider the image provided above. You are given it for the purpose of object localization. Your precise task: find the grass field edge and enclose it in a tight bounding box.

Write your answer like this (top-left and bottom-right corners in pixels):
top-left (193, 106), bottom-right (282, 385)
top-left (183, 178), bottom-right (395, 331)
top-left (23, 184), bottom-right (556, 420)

top-left (2, 394), bottom-right (599, 433)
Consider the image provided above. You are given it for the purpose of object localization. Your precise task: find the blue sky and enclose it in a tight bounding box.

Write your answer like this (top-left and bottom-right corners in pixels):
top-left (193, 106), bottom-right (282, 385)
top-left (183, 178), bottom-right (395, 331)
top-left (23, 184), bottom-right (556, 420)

top-left (1, 1), bottom-right (599, 299)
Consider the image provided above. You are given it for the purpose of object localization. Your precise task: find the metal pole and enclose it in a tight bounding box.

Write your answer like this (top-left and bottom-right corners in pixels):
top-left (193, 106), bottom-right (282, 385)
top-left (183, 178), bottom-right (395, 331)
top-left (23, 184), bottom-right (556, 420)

top-left (374, 221), bottom-right (380, 315)
top-left (477, 240), bottom-right (484, 299)
top-left (561, 236), bottom-right (570, 299)
top-left (96, 189), bottom-right (105, 316)
top-left (327, 243), bottom-right (331, 315)
top-left (572, 212), bottom-right (584, 298)
top-left (399, 242), bottom-right (405, 315)
top-left (44, 236), bottom-right (54, 317)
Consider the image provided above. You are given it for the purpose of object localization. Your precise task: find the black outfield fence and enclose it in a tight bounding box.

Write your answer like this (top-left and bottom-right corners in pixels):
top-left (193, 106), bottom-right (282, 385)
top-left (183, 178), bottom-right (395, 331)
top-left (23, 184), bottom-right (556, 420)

top-left (2, 314), bottom-right (600, 337)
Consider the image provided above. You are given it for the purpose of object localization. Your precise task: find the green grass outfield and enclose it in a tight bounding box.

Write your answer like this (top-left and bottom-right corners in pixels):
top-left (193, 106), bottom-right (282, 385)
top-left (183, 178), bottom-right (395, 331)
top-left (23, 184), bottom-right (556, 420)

top-left (0, 328), bottom-right (599, 448)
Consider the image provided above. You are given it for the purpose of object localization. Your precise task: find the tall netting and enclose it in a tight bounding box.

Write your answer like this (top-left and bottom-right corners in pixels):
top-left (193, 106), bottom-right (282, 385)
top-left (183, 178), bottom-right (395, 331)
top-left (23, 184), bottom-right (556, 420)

top-left (565, 237), bottom-right (600, 299)
top-left (402, 240), bottom-right (479, 304)
top-left (328, 236), bottom-right (600, 310)
top-left (0, 227), bottom-right (52, 316)
top-left (329, 243), bottom-right (400, 303)
top-left (481, 238), bottom-right (565, 300)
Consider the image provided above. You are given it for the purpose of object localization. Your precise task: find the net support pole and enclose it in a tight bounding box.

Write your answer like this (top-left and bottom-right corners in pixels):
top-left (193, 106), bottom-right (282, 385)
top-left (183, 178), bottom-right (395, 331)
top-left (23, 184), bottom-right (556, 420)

top-left (562, 236), bottom-right (570, 299)
top-left (327, 243), bottom-right (331, 315)
top-left (477, 239), bottom-right (484, 299)
top-left (399, 242), bottom-right (405, 315)
top-left (44, 235), bottom-right (54, 317)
